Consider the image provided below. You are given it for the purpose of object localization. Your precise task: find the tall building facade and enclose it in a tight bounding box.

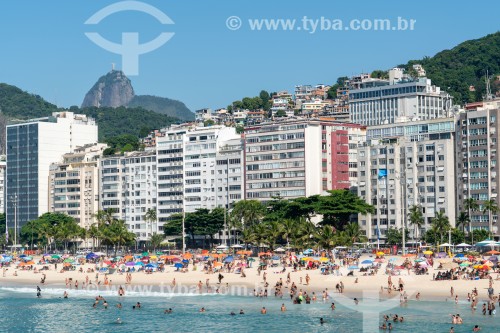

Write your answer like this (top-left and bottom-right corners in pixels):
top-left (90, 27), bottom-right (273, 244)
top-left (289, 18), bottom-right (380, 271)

top-left (99, 151), bottom-right (157, 242)
top-left (456, 99), bottom-right (500, 237)
top-left (349, 75), bottom-right (452, 126)
top-left (0, 156), bottom-right (5, 214)
top-left (244, 118), bottom-right (365, 201)
top-left (357, 118), bottom-right (456, 243)
top-left (48, 143), bottom-right (107, 230)
top-left (5, 112), bottom-right (98, 235)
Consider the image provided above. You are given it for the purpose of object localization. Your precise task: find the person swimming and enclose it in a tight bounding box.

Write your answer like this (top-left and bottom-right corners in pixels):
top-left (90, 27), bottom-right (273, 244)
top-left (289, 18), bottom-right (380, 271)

top-left (320, 318), bottom-right (325, 325)
top-left (239, 309), bottom-right (244, 314)
top-left (200, 307), bottom-right (206, 312)
top-left (164, 308), bottom-right (172, 314)
top-left (116, 318), bottom-right (122, 324)
top-left (36, 286), bottom-right (41, 298)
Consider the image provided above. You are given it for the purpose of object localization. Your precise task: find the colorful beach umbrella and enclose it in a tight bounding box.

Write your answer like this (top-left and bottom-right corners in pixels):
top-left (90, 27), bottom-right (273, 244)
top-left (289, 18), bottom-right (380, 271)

top-left (51, 255), bottom-right (61, 259)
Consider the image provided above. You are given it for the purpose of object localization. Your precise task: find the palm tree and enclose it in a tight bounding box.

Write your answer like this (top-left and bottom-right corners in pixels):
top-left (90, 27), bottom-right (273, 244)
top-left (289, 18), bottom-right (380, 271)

top-left (343, 222), bottom-right (368, 246)
top-left (463, 198), bottom-right (479, 243)
top-left (482, 199), bottom-right (498, 239)
top-left (264, 221), bottom-right (282, 250)
top-left (240, 228), bottom-right (256, 247)
top-left (150, 233), bottom-right (164, 252)
top-left (87, 224), bottom-right (100, 252)
top-left (281, 219), bottom-right (297, 249)
top-left (297, 221), bottom-right (317, 249)
top-left (408, 205), bottom-right (425, 242)
top-left (431, 211), bottom-right (451, 244)
top-left (315, 225), bottom-right (337, 250)
top-left (455, 211), bottom-right (469, 235)
top-left (144, 208), bottom-right (157, 239)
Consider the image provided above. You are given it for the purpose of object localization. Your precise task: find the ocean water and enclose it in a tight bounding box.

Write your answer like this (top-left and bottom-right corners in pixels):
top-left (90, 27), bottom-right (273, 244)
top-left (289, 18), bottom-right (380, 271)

top-left (0, 285), bottom-right (498, 333)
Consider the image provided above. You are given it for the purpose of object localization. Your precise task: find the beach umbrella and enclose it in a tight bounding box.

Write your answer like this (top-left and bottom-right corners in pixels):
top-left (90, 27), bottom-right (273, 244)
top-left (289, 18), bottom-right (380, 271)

top-left (216, 245), bottom-right (228, 250)
top-left (248, 258), bottom-right (255, 262)
top-left (125, 261), bottom-right (135, 267)
top-left (374, 258), bottom-right (384, 263)
top-left (459, 262), bottom-right (471, 267)
top-left (145, 263), bottom-right (157, 268)
top-left (438, 243), bottom-right (452, 247)
top-left (271, 256), bottom-right (280, 260)
top-left (454, 253), bottom-right (464, 258)
top-left (361, 259), bottom-right (373, 264)
top-left (456, 243), bottom-right (471, 247)
top-left (23, 256), bottom-right (33, 261)
top-left (224, 256), bottom-right (234, 263)
top-left (142, 252), bottom-right (149, 257)
top-left (94, 252), bottom-right (105, 256)
top-left (63, 258), bottom-right (74, 263)
top-left (183, 253), bottom-right (193, 259)
top-left (86, 253), bottom-right (97, 260)
top-left (417, 262), bottom-right (428, 267)
top-left (25, 261), bottom-right (35, 265)
top-left (213, 262), bottom-right (223, 267)
top-left (149, 255), bottom-right (158, 260)
top-left (135, 262), bottom-right (144, 266)
top-left (475, 240), bottom-right (496, 247)
top-left (174, 263), bottom-right (183, 268)
top-left (171, 258), bottom-right (180, 262)
top-left (303, 249), bottom-right (313, 254)
top-left (348, 265), bottom-right (359, 270)
top-left (182, 259), bottom-right (189, 263)
top-left (51, 255), bottom-right (61, 259)
top-left (319, 257), bottom-right (330, 263)
top-left (274, 247), bottom-right (286, 252)
top-left (423, 250), bottom-right (433, 255)
top-left (485, 250), bottom-right (500, 255)
top-left (124, 255), bottom-right (133, 260)
top-left (19, 254), bottom-right (28, 258)
top-left (376, 252), bottom-right (385, 256)
top-left (231, 244), bottom-right (243, 249)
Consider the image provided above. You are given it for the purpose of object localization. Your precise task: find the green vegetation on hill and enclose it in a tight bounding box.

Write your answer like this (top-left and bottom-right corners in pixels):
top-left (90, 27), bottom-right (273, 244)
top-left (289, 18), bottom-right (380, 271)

top-left (77, 106), bottom-right (179, 141)
top-left (227, 90), bottom-right (272, 112)
top-left (405, 32), bottom-right (500, 104)
top-left (127, 95), bottom-right (194, 121)
top-left (0, 83), bottom-right (58, 119)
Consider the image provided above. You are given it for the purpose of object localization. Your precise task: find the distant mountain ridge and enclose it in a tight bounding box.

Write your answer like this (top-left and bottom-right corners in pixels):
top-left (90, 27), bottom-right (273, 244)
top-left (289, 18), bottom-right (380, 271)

top-left (81, 70), bottom-right (194, 121)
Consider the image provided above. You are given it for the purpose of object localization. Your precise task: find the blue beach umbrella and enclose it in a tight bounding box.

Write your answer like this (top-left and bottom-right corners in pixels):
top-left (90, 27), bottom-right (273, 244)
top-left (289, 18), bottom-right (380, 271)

top-left (135, 262), bottom-right (144, 266)
top-left (145, 263), bottom-right (157, 268)
top-left (224, 256), bottom-right (234, 263)
top-left (174, 263), bottom-right (183, 268)
top-left (348, 265), bottom-right (359, 270)
top-left (361, 260), bottom-right (373, 264)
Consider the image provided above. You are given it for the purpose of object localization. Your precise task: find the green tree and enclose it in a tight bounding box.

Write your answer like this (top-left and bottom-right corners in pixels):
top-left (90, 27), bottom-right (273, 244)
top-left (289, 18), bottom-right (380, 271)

top-left (482, 199), bottom-right (498, 239)
top-left (455, 211), bottom-right (470, 234)
top-left (315, 225), bottom-right (337, 250)
top-left (408, 205), bottom-right (425, 241)
top-left (343, 222), bottom-right (367, 245)
top-left (150, 233), bottom-right (164, 252)
top-left (316, 190), bottom-right (374, 230)
top-left (144, 208), bottom-right (157, 239)
top-left (386, 227), bottom-right (403, 246)
top-left (371, 70), bottom-right (389, 79)
top-left (463, 198), bottom-right (479, 242)
top-left (231, 200), bottom-right (265, 229)
top-left (430, 211), bottom-right (451, 244)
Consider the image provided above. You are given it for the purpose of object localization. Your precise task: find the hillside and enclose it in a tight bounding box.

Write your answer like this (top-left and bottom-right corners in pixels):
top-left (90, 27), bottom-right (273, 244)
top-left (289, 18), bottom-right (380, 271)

top-left (128, 95), bottom-right (194, 121)
top-left (82, 70), bottom-right (194, 121)
top-left (405, 31), bottom-right (500, 104)
top-left (0, 83), bottom-right (58, 119)
top-left (0, 83), bottom-right (181, 146)
top-left (78, 106), bottom-right (179, 141)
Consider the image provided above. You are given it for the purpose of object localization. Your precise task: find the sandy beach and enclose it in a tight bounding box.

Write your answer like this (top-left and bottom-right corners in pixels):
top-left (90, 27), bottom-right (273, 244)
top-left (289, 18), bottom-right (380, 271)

top-left (2, 254), bottom-right (498, 303)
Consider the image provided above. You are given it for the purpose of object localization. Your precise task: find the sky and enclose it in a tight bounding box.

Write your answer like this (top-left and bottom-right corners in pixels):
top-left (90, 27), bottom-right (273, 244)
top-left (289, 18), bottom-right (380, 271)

top-left (0, 0), bottom-right (499, 112)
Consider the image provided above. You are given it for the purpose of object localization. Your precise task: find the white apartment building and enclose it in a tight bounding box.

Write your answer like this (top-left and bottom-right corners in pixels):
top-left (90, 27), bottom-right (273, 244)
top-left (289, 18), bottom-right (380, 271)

top-left (183, 126), bottom-right (242, 213)
top-left (357, 118), bottom-right (456, 243)
top-left (5, 112), bottom-right (98, 232)
top-left (99, 151), bottom-right (157, 242)
top-left (244, 118), bottom-right (365, 201)
top-left (49, 143), bottom-right (107, 231)
top-left (349, 71), bottom-right (452, 126)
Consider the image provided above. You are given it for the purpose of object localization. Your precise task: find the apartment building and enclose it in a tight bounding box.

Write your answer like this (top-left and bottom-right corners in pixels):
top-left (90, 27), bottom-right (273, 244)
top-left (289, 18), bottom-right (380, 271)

top-left (49, 143), bottom-right (107, 230)
top-left (99, 151), bottom-right (157, 242)
top-left (349, 70), bottom-right (452, 126)
top-left (5, 112), bottom-right (98, 232)
top-left (244, 118), bottom-right (365, 201)
top-left (456, 99), bottom-right (500, 237)
top-left (183, 126), bottom-right (242, 213)
top-left (0, 156), bottom-right (5, 214)
top-left (357, 118), bottom-right (456, 243)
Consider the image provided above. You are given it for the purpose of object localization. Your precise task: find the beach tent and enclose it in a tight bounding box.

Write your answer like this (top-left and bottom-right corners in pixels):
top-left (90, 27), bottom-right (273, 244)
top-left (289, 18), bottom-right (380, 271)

top-left (216, 245), bottom-right (228, 250)
top-left (475, 240), bottom-right (497, 247)
top-left (230, 244), bottom-right (243, 248)
top-left (438, 243), bottom-right (452, 247)
top-left (274, 247), bottom-right (286, 252)
top-left (456, 243), bottom-right (471, 247)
